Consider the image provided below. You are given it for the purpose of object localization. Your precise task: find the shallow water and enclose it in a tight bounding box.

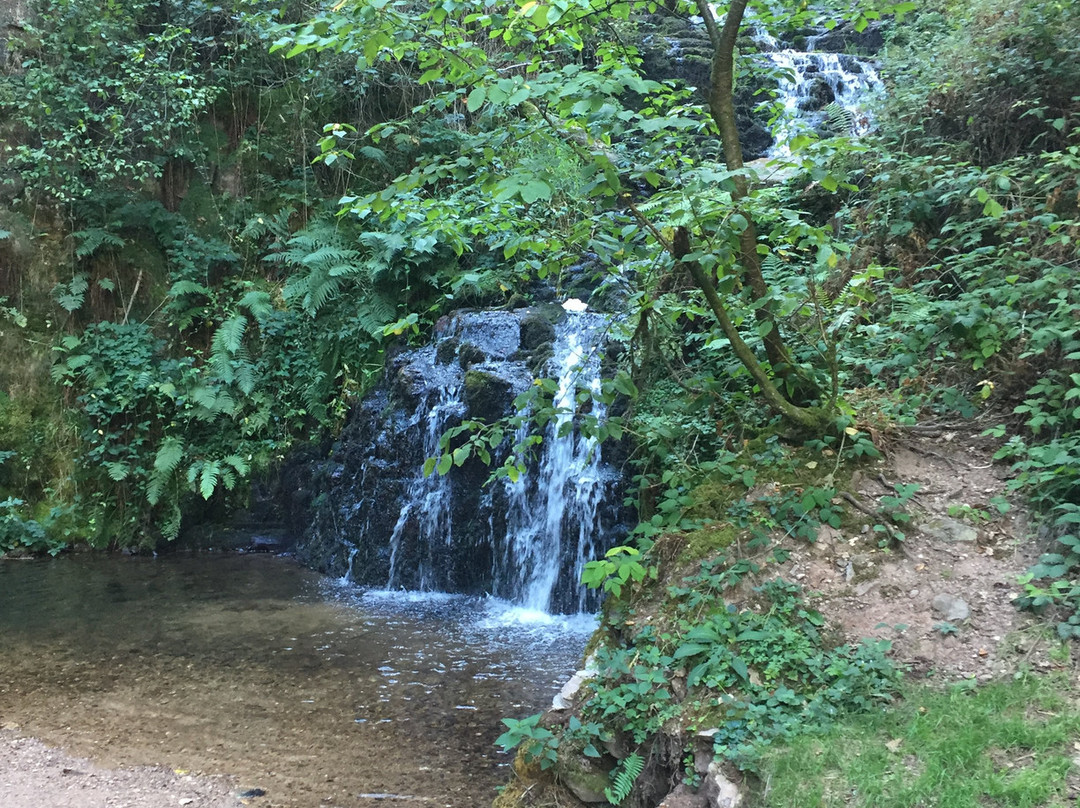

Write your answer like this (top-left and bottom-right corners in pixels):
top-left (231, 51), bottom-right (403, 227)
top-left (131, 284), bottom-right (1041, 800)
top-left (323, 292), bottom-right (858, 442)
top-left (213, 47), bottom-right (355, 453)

top-left (0, 554), bottom-right (593, 807)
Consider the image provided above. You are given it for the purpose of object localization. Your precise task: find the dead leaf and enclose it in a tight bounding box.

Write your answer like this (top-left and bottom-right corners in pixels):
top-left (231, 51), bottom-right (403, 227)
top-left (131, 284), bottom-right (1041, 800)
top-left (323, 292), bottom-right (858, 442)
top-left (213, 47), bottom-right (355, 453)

top-left (885, 739), bottom-right (902, 753)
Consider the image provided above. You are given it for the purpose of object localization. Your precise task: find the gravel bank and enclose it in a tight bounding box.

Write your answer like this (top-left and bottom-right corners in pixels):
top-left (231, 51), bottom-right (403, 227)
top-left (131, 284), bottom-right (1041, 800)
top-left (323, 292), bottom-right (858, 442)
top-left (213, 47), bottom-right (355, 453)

top-left (1, 729), bottom-right (242, 808)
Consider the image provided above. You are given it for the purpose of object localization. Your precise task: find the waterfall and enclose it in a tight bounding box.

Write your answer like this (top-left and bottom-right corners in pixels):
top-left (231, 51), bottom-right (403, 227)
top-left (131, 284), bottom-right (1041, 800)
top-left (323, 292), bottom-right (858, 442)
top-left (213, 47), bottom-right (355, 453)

top-left (750, 17), bottom-right (884, 157)
top-left (386, 385), bottom-right (463, 591)
top-left (765, 50), bottom-right (883, 154)
top-left (498, 319), bottom-right (610, 613)
top-left (297, 306), bottom-right (627, 614)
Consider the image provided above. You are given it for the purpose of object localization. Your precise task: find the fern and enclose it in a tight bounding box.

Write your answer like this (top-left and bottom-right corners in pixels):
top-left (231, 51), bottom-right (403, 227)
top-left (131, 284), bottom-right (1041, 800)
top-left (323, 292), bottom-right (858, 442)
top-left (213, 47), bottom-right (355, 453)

top-left (147, 437), bottom-right (185, 505)
top-left (213, 314), bottom-right (248, 355)
top-left (192, 459), bottom-right (220, 500)
top-left (160, 502), bottom-right (183, 541)
top-left (73, 227), bottom-right (125, 258)
top-left (169, 280), bottom-right (212, 298)
top-left (269, 218), bottom-right (373, 316)
top-left (104, 461), bottom-right (130, 481)
top-left (824, 101), bottom-right (855, 134)
top-left (240, 208), bottom-right (293, 242)
top-left (603, 752), bottom-right (643, 805)
top-left (54, 274), bottom-right (90, 312)
top-left (237, 290), bottom-right (274, 321)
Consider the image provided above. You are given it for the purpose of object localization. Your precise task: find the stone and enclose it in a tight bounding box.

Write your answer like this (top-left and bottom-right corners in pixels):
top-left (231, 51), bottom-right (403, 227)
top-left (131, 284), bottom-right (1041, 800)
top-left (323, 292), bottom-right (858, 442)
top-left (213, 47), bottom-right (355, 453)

top-left (551, 668), bottom-right (597, 710)
top-left (457, 341), bottom-right (486, 369)
top-left (519, 311), bottom-right (558, 351)
top-left (463, 369), bottom-right (514, 421)
top-left (931, 593), bottom-right (970, 622)
top-left (702, 762), bottom-right (743, 808)
top-left (658, 784), bottom-right (708, 808)
top-left (434, 337), bottom-right (459, 364)
top-left (920, 516), bottom-right (978, 544)
top-left (560, 754), bottom-right (611, 804)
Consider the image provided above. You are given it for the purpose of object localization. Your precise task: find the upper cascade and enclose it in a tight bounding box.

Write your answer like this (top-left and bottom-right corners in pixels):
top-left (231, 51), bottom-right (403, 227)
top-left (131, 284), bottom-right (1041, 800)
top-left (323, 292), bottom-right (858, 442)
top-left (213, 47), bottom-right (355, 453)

top-left (752, 16), bottom-right (885, 153)
top-left (640, 12), bottom-right (884, 159)
top-left (294, 305), bottom-right (629, 615)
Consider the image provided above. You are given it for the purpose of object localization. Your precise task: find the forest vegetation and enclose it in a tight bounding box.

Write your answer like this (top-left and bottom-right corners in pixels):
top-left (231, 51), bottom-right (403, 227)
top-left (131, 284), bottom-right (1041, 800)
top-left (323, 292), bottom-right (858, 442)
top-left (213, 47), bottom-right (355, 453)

top-left (1, 0), bottom-right (1079, 805)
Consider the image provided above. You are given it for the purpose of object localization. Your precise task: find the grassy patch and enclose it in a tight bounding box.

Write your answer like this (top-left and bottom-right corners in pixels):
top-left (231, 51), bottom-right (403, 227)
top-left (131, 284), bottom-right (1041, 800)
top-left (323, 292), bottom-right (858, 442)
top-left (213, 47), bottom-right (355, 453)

top-left (752, 674), bottom-right (1080, 808)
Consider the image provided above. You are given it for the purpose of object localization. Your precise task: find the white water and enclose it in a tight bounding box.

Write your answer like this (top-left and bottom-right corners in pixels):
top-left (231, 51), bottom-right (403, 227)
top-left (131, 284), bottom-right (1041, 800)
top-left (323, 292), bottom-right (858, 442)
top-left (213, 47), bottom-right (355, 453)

top-left (498, 316), bottom-right (611, 613)
top-left (765, 49), bottom-right (883, 155)
top-left (386, 385), bottom-right (464, 590)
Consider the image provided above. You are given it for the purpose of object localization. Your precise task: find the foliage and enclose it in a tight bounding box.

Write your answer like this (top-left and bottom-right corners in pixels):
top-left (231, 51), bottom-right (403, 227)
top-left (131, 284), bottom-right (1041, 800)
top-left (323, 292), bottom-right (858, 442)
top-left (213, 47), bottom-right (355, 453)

top-left (496, 713), bottom-right (560, 770)
top-left (582, 546), bottom-right (657, 598)
top-left (2, 0), bottom-right (235, 203)
top-left (500, 571), bottom-right (898, 797)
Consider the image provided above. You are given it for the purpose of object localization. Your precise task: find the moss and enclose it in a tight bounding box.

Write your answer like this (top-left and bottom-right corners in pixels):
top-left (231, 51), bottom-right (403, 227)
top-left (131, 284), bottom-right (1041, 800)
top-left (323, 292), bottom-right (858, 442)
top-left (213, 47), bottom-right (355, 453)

top-left (678, 525), bottom-right (740, 563)
top-left (463, 369), bottom-right (513, 421)
top-left (519, 312), bottom-right (557, 350)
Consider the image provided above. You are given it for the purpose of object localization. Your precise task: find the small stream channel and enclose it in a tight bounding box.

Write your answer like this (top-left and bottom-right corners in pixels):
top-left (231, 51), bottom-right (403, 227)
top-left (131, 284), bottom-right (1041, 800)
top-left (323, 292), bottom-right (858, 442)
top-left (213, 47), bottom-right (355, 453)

top-left (0, 553), bottom-right (593, 807)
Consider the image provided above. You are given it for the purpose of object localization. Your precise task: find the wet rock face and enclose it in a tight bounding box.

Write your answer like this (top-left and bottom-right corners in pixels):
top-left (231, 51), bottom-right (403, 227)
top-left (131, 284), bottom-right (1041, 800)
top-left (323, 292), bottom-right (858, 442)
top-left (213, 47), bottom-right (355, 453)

top-left (808, 20), bottom-right (885, 55)
top-left (638, 14), bottom-right (778, 161)
top-left (294, 307), bottom-right (631, 613)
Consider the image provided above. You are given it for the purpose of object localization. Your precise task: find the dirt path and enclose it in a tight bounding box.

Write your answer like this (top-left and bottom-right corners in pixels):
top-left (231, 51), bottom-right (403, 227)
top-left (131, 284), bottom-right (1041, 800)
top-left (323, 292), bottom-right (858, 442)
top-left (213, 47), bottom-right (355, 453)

top-left (776, 428), bottom-right (1064, 678)
top-left (1, 728), bottom-right (242, 808)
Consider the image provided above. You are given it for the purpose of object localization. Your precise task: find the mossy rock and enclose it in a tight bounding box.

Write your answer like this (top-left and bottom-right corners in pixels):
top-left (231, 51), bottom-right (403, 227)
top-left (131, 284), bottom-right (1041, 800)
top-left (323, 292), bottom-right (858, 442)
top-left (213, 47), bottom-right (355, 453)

top-left (556, 750), bottom-right (612, 804)
top-left (527, 341), bottom-right (555, 375)
top-left (457, 341), bottom-right (486, 369)
top-left (435, 337), bottom-right (460, 365)
top-left (519, 312), bottom-right (557, 351)
top-left (463, 369), bottom-right (514, 421)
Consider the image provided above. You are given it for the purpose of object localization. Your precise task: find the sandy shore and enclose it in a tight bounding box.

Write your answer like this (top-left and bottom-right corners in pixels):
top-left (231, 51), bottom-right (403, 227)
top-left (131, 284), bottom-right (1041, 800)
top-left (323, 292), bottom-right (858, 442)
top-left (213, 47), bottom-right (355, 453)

top-left (1, 729), bottom-right (243, 808)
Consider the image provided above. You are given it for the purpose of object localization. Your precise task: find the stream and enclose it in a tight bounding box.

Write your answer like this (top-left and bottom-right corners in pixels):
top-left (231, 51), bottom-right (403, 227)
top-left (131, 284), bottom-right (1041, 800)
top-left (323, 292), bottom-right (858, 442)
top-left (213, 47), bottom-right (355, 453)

top-left (0, 553), bottom-right (593, 807)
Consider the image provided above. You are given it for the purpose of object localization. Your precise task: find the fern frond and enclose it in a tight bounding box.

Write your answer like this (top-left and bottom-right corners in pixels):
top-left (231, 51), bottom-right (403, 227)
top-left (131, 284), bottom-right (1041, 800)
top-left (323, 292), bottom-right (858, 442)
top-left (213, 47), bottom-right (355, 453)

top-left (603, 753), bottom-right (643, 805)
top-left (105, 461), bottom-right (130, 481)
top-left (237, 290), bottom-right (274, 321)
top-left (824, 101), bottom-right (855, 134)
top-left (199, 459), bottom-right (221, 499)
top-left (160, 502), bottom-right (182, 541)
top-left (73, 228), bottom-right (124, 258)
top-left (213, 314), bottom-right (248, 355)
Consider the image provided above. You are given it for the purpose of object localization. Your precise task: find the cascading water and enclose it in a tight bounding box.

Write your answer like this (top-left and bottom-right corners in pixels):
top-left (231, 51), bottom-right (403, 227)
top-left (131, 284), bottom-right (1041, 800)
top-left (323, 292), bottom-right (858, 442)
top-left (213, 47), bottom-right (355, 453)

top-left (644, 13), bottom-right (883, 160)
top-left (386, 386), bottom-right (463, 591)
top-left (296, 305), bottom-right (628, 615)
top-left (764, 50), bottom-right (882, 154)
top-left (751, 20), bottom-right (884, 156)
top-left (497, 321), bottom-right (610, 613)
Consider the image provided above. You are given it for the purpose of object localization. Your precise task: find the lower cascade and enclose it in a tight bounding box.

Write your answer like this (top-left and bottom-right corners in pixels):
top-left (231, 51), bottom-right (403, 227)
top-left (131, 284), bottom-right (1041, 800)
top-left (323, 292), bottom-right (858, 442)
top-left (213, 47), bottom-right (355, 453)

top-left (296, 305), bottom-right (629, 614)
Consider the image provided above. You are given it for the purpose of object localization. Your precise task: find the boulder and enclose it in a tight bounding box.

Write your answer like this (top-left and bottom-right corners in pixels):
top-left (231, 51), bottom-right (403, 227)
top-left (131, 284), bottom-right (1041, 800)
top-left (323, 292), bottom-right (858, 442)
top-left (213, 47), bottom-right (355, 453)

top-left (519, 312), bottom-right (557, 351)
top-left (702, 762), bottom-right (743, 808)
top-left (560, 754), bottom-right (611, 804)
top-left (551, 668), bottom-right (597, 711)
top-left (920, 516), bottom-right (978, 544)
top-left (658, 784), bottom-right (709, 808)
top-left (463, 369), bottom-right (514, 421)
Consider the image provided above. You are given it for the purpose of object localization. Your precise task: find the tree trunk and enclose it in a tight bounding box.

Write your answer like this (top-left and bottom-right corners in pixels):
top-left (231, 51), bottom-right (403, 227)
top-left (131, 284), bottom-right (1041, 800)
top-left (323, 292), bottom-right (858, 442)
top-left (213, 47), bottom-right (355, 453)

top-left (694, 0), bottom-right (819, 404)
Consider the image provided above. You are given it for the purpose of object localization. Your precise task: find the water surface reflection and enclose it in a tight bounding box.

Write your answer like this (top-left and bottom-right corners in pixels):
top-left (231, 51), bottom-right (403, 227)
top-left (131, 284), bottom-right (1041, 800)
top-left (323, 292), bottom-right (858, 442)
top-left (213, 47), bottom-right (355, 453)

top-left (0, 555), bottom-right (592, 807)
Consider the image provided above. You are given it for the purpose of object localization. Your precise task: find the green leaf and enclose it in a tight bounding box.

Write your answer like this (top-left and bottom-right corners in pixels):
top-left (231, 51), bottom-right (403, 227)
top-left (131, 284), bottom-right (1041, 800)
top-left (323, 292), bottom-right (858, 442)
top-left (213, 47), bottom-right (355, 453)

top-left (466, 86), bottom-right (487, 112)
top-left (520, 180), bottom-right (552, 204)
top-left (437, 454), bottom-right (453, 475)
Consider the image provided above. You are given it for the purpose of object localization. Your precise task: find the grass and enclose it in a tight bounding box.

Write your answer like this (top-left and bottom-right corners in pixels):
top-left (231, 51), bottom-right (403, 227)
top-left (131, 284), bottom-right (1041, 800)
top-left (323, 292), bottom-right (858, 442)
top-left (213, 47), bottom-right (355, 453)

top-left (752, 673), bottom-right (1080, 808)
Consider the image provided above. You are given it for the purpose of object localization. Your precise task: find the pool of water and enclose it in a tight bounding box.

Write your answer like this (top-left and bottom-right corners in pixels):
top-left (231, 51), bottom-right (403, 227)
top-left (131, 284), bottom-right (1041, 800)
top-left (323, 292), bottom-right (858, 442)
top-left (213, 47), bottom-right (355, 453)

top-left (0, 554), bottom-right (594, 807)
